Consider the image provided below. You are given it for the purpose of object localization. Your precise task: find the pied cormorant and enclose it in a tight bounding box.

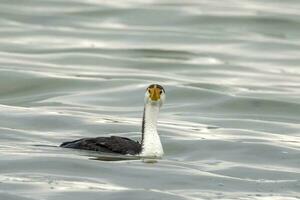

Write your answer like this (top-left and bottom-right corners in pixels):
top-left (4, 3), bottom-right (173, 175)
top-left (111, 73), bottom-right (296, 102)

top-left (60, 84), bottom-right (166, 158)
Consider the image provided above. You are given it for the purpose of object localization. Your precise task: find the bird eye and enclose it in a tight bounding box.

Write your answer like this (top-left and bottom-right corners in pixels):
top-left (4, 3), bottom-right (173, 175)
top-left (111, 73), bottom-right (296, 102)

top-left (160, 91), bottom-right (162, 94)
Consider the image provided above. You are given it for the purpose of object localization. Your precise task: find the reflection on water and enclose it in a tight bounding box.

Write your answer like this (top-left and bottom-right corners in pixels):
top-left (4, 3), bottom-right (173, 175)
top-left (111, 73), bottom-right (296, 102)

top-left (90, 155), bottom-right (141, 162)
top-left (90, 155), bottom-right (159, 163)
top-left (1, 0), bottom-right (300, 199)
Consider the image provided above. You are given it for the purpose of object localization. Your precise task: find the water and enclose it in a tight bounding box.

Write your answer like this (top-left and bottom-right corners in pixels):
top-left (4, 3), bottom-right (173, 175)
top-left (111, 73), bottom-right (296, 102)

top-left (0, 0), bottom-right (300, 199)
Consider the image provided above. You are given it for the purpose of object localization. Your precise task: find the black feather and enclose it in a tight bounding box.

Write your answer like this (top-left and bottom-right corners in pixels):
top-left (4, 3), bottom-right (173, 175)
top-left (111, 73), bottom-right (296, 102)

top-left (60, 136), bottom-right (142, 155)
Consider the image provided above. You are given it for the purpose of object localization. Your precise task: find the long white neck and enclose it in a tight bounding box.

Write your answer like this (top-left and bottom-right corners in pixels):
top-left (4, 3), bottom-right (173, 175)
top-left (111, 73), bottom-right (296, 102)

top-left (140, 103), bottom-right (164, 158)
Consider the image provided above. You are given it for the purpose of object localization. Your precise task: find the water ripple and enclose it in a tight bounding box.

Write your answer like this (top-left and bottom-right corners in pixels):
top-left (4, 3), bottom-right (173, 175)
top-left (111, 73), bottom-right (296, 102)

top-left (1, 0), bottom-right (300, 199)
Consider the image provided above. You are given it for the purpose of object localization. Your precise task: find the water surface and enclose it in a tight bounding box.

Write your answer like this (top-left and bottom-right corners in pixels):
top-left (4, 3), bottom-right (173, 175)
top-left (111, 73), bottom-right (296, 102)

top-left (0, 0), bottom-right (300, 199)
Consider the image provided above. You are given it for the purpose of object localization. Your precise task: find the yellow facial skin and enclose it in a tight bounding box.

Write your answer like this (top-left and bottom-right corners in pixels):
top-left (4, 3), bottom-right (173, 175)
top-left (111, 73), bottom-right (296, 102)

top-left (148, 87), bottom-right (162, 101)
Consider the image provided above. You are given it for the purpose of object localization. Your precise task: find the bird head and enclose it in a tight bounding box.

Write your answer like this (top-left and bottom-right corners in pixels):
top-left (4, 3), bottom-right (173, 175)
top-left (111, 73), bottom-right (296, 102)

top-left (144, 84), bottom-right (166, 107)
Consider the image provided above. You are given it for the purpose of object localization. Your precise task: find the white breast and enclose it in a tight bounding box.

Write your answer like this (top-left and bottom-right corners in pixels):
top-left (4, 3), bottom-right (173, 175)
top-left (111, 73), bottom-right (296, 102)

top-left (139, 103), bottom-right (164, 158)
top-left (140, 131), bottom-right (164, 158)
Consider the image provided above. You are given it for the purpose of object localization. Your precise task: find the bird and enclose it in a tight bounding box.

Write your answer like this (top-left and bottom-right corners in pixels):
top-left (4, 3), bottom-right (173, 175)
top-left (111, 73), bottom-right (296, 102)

top-left (60, 84), bottom-right (166, 158)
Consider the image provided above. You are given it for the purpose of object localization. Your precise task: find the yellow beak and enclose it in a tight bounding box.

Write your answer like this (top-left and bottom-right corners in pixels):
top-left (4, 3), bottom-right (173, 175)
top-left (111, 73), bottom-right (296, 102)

top-left (149, 88), bottom-right (160, 101)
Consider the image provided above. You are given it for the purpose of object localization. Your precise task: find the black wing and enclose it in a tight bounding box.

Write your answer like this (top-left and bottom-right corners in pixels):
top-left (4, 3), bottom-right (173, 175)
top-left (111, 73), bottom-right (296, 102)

top-left (60, 136), bottom-right (142, 155)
